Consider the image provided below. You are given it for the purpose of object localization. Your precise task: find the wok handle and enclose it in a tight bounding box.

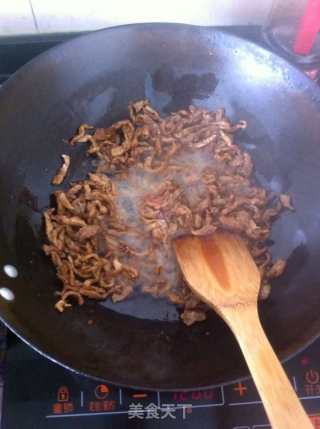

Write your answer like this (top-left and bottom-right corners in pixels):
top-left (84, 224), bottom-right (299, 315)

top-left (224, 305), bottom-right (313, 429)
top-left (294, 0), bottom-right (320, 55)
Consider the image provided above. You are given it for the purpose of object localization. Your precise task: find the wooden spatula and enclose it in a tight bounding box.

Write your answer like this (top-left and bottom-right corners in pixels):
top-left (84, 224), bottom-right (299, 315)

top-left (174, 232), bottom-right (312, 429)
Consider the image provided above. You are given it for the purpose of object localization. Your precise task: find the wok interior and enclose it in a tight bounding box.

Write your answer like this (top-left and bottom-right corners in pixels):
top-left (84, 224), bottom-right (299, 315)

top-left (0, 24), bottom-right (320, 389)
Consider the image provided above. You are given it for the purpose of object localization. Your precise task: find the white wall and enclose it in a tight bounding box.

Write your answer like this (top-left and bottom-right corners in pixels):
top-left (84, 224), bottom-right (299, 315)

top-left (0, 0), bottom-right (304, 36)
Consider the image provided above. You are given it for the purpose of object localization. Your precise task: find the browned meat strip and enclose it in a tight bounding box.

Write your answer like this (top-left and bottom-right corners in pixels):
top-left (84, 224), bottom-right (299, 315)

top-left (43, 100), bottom-right (291, 325)
top-left (52, 154), bottom-right (71, 185)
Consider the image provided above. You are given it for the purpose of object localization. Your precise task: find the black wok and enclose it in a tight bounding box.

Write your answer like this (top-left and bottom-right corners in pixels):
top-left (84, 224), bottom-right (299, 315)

top-left (0, 23), bottom-right (320, 390)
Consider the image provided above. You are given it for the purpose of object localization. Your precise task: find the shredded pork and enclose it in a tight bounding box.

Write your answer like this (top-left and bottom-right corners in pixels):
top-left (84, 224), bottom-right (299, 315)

top-left (51, 154), bottom-right (71, 185)
top-left (43, 100), bottom-right (292, 325)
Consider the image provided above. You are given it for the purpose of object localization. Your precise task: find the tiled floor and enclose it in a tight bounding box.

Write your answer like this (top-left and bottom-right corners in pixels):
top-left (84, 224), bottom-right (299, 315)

top-left (0, 0), bottom-right (275, 35)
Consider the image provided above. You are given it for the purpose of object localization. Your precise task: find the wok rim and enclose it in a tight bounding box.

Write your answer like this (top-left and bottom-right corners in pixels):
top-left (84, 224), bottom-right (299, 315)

top-left (1, 22), bottom-right (320, 390)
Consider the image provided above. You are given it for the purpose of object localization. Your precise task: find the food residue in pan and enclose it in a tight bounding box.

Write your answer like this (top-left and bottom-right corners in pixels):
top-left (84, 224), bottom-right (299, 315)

top-left (43, 100), bottom-right (292, 325)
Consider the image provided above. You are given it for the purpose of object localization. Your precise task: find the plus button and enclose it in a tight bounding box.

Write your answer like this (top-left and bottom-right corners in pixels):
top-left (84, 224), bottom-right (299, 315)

top-left (233, 382), bottom-right (248, 397)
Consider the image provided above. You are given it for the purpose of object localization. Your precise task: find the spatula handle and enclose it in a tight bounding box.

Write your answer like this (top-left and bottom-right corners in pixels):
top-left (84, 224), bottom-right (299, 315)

top-left (224, 305), bottom-right (313, 429)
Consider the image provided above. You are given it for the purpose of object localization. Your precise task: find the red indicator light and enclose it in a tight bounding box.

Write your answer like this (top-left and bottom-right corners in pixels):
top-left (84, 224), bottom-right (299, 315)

top-left (132, 393), bottom-right (148, 399)
top-left (309, 414), bottom-right (320, 428)
top-left (233, 382), bottom-right (248, 397)
top-left (57, 386), bottom-right (70, 402)
top-left (301, 356), bottom-right (311, 366)
top-left (94, 384), bottom-right (110, 400)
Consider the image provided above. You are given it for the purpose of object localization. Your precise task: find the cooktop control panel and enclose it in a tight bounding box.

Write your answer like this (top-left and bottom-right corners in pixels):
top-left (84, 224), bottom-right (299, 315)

top-left (2, 335), bottom-right (320, 428)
